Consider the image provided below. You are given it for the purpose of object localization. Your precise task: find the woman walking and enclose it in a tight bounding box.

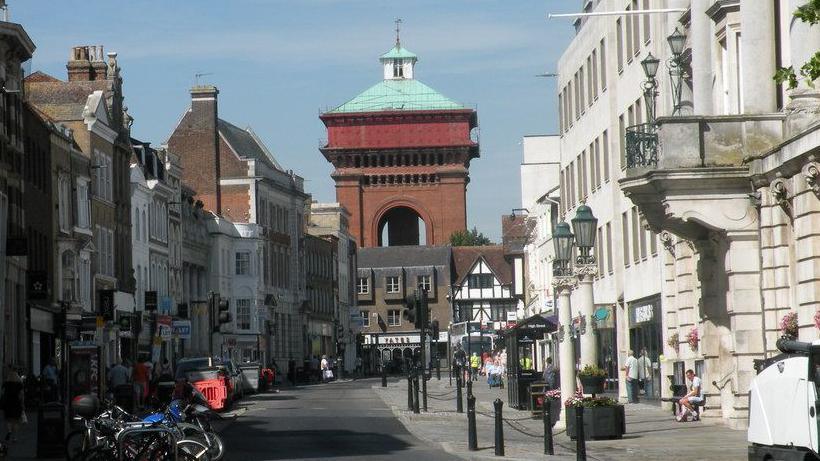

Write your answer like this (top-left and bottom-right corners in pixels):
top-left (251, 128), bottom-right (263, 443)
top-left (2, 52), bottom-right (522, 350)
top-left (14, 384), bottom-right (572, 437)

top-left (1, 365), bottom-right (25, 442)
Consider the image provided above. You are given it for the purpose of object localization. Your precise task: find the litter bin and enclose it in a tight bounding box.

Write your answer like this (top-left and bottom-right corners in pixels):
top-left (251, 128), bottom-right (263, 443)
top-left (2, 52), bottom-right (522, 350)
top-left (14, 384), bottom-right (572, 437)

top-left (37, 402), bottom-right (65, 458)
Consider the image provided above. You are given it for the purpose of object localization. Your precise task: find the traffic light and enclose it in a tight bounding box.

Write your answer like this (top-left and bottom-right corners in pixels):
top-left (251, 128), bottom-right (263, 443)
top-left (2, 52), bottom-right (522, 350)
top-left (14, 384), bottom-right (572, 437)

top-left (403, 295), bottom-right (418, 328)
top-left (217, 298), bottom-right (231, 324)
top-left (431, 319), bottom-right (440, 339)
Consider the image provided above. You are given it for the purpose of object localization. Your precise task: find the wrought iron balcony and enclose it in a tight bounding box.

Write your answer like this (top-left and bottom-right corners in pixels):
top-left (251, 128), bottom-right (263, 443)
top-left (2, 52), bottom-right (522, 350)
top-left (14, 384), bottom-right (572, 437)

top-left (625, 123), bottom-right (658, 168)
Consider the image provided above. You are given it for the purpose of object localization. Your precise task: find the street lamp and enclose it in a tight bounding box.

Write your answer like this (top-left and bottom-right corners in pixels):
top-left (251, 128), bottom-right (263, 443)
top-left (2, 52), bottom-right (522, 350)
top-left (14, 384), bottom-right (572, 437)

top-left (641, 53), bottom-right (660, 124)
top-left (666, 27), bottom-right (687, 116)
top-left (570, 204), bottom-right (598, 265)
top-left (552, 221), bottom-right (574, 277)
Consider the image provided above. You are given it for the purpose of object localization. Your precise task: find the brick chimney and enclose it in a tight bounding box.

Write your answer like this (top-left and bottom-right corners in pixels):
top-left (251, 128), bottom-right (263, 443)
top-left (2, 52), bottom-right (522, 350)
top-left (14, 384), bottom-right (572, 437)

top-left (67, 45), bottom-right (107, 82)
top-left (167, 85), bottom-right (222, 215)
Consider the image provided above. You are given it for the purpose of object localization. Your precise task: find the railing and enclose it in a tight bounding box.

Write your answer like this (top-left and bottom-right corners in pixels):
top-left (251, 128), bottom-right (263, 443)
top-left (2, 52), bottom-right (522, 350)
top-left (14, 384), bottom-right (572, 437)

top-left (625, 123), bottom-right (658, 168)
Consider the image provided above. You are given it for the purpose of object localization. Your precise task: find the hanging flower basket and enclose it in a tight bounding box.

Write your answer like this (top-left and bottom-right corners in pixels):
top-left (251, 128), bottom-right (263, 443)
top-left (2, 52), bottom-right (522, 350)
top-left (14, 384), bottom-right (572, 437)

top-left (667, 333), bottom-right (680, 354)
top-left (686, 328), bottom-right (699, 351)
top-left (780, 311), bottom-right (798, 339)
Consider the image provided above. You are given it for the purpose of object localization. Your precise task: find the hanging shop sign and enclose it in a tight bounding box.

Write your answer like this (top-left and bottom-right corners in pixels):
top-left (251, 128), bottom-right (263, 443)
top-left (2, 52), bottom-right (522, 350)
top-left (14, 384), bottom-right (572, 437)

top-left (629, 301), bottom-right (657, 326)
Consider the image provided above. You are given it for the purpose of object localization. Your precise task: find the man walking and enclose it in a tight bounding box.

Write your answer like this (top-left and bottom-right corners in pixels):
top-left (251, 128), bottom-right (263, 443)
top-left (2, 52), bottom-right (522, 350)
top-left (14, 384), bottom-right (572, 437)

top-left (623, 350), bottom-right (639, 403)
top-left (469, 352), bottom-right (480, 381)
top-left (637, 348), bottom-right (653, 398)
top-left (542, 357), bottom-right (557, 390)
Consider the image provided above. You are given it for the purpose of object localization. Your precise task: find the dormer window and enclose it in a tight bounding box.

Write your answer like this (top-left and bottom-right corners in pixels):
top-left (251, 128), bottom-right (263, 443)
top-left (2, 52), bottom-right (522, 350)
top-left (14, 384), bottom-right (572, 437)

top-left (393, 59), bottom-right (404, 78)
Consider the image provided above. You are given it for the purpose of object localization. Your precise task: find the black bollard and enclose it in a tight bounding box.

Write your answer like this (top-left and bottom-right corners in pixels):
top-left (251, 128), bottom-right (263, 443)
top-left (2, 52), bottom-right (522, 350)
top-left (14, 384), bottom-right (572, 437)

top-left (422, 375), bottom-right (428, 412)
top-left (494, 398), bottom-right (505, 457)
top-left (543, 398), bottom-right (554, 455)
top-left (407, 375), bottom-right (413, 411)
top-left (436, 356), bottom-right (441, 381)
top-left (413, 375), bottom-right (420, 414)
top-left (456, 374), bottom-right (464, 413)
top-left (466, 379), bottom-right (473, 398)
top-left (575, 406), bottom-right (587, 461)
top-left (382, 367), bottom-right (387, 387)
top-left (467, 394), bottom-right (478, 451)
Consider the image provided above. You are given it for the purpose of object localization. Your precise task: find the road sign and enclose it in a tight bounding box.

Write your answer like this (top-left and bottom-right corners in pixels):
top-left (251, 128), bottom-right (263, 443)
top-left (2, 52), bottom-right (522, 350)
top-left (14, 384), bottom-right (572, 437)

top-left (172, 320), bottom-right (191, 339)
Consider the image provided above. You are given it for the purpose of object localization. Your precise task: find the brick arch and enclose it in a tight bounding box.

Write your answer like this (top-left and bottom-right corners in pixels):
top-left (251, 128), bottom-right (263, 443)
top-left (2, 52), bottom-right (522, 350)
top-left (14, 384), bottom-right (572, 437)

top-left (370, 198), bottom-right (435, 247)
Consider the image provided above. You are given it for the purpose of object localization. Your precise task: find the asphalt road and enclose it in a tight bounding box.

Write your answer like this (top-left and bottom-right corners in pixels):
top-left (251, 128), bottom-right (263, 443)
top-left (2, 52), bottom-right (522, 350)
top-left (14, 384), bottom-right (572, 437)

top-left (219, 378), bottom-right (460, 461)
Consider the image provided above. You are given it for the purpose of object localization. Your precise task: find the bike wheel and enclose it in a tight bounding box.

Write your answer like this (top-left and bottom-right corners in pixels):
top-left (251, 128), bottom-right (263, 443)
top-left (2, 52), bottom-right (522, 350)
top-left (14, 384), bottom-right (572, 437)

top-left (65, 428), bottom-right (92, 461)
top-left (178, 439), bottom-right (212, 461)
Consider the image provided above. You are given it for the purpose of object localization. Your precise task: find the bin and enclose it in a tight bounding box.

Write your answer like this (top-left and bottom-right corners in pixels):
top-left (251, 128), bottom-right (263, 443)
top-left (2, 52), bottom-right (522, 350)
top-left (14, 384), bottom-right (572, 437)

top-left (240, 364), bottom-right (260, 394)
top-left (37, 402), bottom-right (65, 458)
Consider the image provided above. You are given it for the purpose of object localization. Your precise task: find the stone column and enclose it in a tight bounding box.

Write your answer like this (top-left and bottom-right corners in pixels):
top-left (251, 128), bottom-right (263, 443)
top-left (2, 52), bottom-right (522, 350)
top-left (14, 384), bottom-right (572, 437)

top-left (786, 0), bottom-right (820, 135)
top-left (576, 266), bottom-right (597, 369)
top-left (691, 0), bottom-right (714, 115)
top-left (741, 0), bottom-right (777, 113)
top-left (553, 279), bottom-right (576, 428)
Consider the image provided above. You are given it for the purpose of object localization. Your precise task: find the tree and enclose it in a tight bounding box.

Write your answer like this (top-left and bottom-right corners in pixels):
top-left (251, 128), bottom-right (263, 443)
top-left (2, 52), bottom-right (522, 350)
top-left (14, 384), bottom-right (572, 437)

top-left (449, 227), bottom-right (493, 246)
top-left (774, 0), bottom-right (820, 89)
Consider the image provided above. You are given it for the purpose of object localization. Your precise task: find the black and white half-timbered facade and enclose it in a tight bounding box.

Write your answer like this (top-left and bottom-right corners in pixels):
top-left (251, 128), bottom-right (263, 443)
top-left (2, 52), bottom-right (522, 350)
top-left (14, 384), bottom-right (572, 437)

top-left (452, 246), bottom-right (517, 331)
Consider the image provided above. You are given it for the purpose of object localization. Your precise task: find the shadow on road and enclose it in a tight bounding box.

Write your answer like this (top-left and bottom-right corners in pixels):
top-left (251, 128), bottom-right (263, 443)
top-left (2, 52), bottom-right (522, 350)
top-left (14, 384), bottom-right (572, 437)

top-left (222, 418), bottom-right (413, 460)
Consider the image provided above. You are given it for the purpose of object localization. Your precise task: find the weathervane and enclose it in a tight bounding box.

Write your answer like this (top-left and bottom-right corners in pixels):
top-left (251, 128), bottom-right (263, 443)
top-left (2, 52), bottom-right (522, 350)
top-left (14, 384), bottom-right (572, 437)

top-left (395, 18), bottom-right (402, 47)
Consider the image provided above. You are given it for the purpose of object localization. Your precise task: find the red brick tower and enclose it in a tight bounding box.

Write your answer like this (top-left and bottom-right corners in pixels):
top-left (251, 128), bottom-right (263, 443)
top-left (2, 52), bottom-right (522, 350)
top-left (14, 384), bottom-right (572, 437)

top-left (320, 39), bottom-right (479, 248)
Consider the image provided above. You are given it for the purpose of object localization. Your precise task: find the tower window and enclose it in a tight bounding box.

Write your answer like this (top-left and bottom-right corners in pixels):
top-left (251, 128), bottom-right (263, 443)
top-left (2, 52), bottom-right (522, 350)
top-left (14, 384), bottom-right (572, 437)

top-left (393, 59), bottom-right (404, 78)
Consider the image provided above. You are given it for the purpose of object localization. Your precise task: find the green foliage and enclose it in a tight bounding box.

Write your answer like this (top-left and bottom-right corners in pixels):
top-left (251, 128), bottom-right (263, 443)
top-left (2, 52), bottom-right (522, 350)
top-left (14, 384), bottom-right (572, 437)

top-left (578, 364), bottom-right (607, 378)
top-left (565, 395), bottom-right (620, 408)
top-left (449, 227), bottom-right (493, 246)
top-left (775, 1), bottom-right (820, 89)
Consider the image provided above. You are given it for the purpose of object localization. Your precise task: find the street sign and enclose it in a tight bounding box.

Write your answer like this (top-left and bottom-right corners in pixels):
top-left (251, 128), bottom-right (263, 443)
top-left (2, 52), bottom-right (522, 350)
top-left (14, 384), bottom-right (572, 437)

top-left (144, 291), bottom-right (157, 311)
top-left (172, 320), bottom-right (192, 339)
top-left (27, 271), bottom-right (48, 299)
top-left (157, 315), bottom-right (172, 339)
top-left (98, 289), bottom-right (115, 321)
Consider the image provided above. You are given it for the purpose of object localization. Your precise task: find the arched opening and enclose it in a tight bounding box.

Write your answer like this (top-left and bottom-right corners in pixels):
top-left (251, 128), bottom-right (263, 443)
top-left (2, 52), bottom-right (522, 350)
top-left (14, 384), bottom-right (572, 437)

top-left (378, 206), bottom-right (427, 246)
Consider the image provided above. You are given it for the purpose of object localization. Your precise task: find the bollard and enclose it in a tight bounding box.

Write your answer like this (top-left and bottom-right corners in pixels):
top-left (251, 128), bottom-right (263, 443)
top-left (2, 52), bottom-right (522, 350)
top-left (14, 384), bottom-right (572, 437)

top-left (575, 406), bottom-right (587, 461)
top-left (381, 367), bottom-right (387, 387)
top-left (456, 374), bottom-right (464, 413)
top-left (422, 375), bottom-right (428, 412)
top-left (437, 358), bottom-right (441, 381)
top-left (413, 375), bottom-right (421, 414)
top-left (466, 379), bottom-right (473, 398)
top-left (543, 398), bottom-right (554, 455)
top-left (407, 375), bottom-right (413, 411)
top-left (494, 398), bottom-right (505, 457)
top-left (467, 394), bottom-right (478, 451)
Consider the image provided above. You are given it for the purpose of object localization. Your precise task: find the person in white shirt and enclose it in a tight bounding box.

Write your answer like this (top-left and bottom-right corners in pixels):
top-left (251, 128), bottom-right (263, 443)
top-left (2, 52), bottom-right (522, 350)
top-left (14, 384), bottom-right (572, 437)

top-left (678, 369), bottom-right (704, 421)
top-left (622, 350), bottom-right (639, 403)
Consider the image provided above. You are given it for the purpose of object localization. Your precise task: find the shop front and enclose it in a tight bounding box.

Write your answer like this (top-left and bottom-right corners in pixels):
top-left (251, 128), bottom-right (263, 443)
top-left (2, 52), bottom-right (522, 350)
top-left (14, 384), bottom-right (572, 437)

top-left (593, 304), bottom-right (618, 390)
top-left (29, 305), bottom-right (56, 378)
top-left (628, 296), bottom-right (662, 400)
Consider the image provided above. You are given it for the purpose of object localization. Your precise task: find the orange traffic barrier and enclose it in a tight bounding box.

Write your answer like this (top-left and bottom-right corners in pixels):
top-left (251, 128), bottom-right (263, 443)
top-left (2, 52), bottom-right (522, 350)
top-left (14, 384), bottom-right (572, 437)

top-left (192, 378), bottom-right (227, 410)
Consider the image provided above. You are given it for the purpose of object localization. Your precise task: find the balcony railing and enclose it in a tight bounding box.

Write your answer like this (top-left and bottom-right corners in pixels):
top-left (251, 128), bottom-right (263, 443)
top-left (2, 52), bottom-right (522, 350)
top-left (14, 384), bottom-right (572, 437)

top-left (625, 123), bottom-right (658, 168)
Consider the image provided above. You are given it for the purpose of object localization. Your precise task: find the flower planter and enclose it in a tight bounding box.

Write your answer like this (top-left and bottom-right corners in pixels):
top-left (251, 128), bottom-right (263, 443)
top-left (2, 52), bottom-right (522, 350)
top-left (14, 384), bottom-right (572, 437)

top-left (579, 375), bottom-right (606, 394)
top-left (566, 405), bottom-right (626, 440)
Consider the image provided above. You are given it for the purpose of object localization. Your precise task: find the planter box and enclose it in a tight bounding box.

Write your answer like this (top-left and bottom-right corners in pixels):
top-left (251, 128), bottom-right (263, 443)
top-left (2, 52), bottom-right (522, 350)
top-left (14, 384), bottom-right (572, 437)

top-left (566, 405), bottom-right (626, 440)
top-left (579, 375), bottom-right (606, 394)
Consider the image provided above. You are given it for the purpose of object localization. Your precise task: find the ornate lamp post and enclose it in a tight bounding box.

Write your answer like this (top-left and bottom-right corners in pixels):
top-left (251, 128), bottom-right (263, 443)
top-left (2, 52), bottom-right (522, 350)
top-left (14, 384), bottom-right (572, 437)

top-left (551, 221), bottom-right (576, 426)
top-left (571, 205), bottom-right (598, 370)
top-left (666, 27), bottom-right (687, 116)
top-left (640, 53), bottom-right (660, 124)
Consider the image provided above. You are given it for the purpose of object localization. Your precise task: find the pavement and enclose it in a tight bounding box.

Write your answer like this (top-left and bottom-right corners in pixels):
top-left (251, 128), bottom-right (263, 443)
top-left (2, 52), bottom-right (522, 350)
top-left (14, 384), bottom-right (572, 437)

top-left (373, 376), bottom-right (750, 461)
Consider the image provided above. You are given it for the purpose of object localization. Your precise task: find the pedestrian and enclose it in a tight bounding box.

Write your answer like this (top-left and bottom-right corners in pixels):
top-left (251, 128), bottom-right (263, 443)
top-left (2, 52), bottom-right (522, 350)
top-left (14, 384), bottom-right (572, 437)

top-left (287, 359), bottom-right (296, 386)
top-left (320, 355), bottom-right (332, 383)
top-left (42, 358), bottom-right (59, 402)
top-left (469, 352), bottom-right (480, 381)
top-left (109, 360), bottom-right (130, 388)
top-left (1, 365), bottom-right (25, 442)
top-left (623, 350), bottom-right (639, 403)
top-left (132, 357), bottom-right (150, 410)
top-left (637, 348), bottom-right (653, 398)
top-left (355, 356), bottom-right (363, 378)
top-left (543, 357), bottom-right (557, 390)
top-left (677, 369), bottom-right (704, 422)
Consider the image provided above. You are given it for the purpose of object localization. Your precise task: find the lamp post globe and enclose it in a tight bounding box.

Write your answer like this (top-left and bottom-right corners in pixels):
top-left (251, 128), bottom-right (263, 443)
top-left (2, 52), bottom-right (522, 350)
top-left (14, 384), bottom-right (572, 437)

top-left (640, 53), bottom-right (661, 80)
top-left (667, 27), bottom-right (687, 57)
top-left (552, 221), bottom-right (574, 275)
top-left (571, 204), bottom-right (598, 259)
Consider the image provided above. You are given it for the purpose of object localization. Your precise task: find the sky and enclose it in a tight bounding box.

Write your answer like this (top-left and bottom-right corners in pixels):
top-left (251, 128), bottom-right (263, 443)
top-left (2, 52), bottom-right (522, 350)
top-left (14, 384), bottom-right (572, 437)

top-left (15, 0), bottom-right (577, 242)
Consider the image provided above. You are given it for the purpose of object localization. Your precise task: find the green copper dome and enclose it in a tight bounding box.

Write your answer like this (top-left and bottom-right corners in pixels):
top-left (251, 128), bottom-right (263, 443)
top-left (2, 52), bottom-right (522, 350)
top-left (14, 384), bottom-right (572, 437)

top-left (328, 79), bottom-right (464, 114)
top-left (379, 45), bottom-right (418, 61)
